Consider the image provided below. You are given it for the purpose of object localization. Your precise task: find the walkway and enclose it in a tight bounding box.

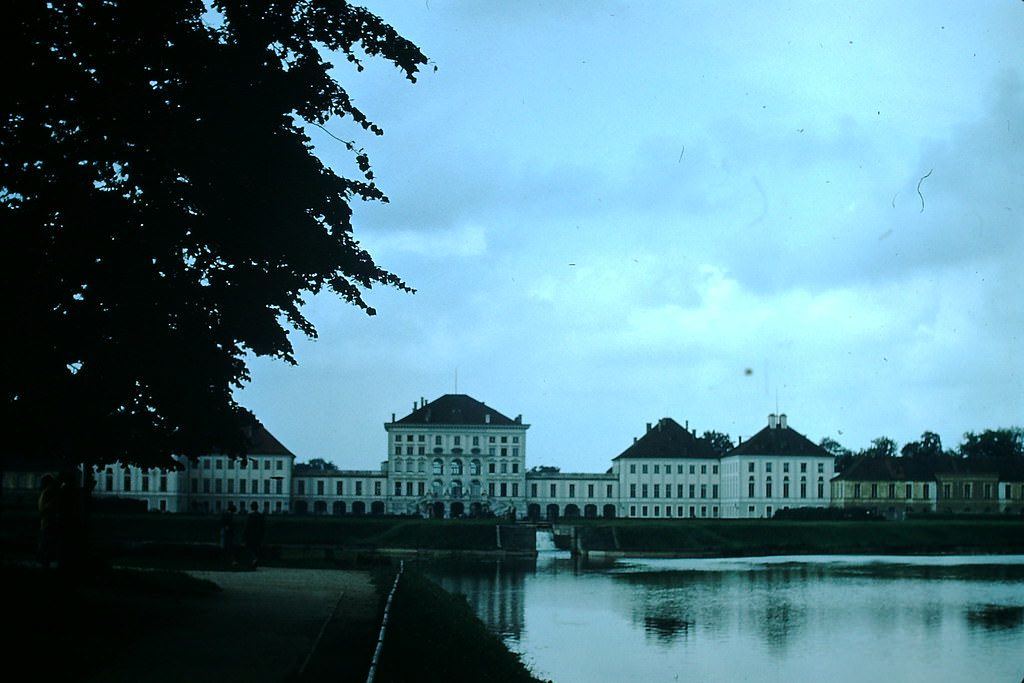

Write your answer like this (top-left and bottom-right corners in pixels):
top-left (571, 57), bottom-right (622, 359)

top-left (88, 567), bottom-right (380, 683)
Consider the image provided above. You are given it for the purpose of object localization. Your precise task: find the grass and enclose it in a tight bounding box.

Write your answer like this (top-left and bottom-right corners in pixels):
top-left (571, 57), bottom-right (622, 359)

top-left (373, 568), bottom-right (545, 683)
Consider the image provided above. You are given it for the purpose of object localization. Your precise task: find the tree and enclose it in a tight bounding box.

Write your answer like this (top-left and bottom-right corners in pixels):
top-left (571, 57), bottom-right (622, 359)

top-left (959, 428), bottom-right (1024, 459)
top-left (2, 2), bottom-right (427, 471)
top-left (861, 437), bottom-right (898, 459)
top-left (702, 430), bottom-right (734, 457)
top-left (900, 431), bottom-right (944, 459)
top-left (301, 458), bottom-right (338, 471)
top-left (819, 436), bottom-right (854, 473)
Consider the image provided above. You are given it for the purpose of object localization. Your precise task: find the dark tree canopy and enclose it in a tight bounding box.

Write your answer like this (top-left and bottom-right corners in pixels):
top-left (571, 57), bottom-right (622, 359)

top-left (860, 436), bottom-right (898, 459)
top-left (701, 430), bottom-right (734, 457)
top-left (2, 1), bottom-right (427, 469)
top-left (959, 428), bottom-right (1024, 459)
top-left (900, 431), bottom-right (944, 459)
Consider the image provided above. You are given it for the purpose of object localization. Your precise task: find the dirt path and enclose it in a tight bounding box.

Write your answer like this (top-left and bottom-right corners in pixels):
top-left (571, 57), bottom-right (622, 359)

top-left (88, 568), bottom-right (379, 683)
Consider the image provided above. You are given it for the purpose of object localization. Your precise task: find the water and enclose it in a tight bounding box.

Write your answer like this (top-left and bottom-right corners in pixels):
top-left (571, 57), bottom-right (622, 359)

top-left (422, 554), bottom-right (1024, 682)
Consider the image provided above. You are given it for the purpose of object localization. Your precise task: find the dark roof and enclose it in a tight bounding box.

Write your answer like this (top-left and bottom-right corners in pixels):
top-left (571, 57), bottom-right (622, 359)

top-left (613, 418), bottom-right (718, 460)
top-left (392, 394), bottom-right (521, 427)
top-left (244, 422), bottom-right (294, 457)
top-left (835, 455), bottom-right (1024, 482)
top-left (728, 424), bottom-right (829, 458)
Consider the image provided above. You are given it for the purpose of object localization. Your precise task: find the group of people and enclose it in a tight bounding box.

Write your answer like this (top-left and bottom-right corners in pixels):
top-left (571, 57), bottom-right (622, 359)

top-left (219, 502), bottom-right (266, 569)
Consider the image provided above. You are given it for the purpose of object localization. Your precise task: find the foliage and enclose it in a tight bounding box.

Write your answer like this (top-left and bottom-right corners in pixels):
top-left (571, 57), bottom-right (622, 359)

top-left (819, 436), bottom-right (855, 472)
top-left (959, 428), bottom-right (1024, 459)
top-left (702, 430), bottom-right (734, 457)
top-left (300, 457), bottom-right (338, 470)
top-left (1, 1), bottom-right (426, 469)
top-left (861, 436), bottom-right (898, 459)
top-left (528, 465), bottom-right (561, 473)
top-left (900, 431), bottom-right (946, 459)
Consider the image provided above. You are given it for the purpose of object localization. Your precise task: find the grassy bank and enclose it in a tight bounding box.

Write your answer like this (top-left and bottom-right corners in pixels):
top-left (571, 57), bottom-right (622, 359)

top-left (4, 510), bottom-right (1022, 563)
top-left (374, 568), bottom-right (545, 683)
top-left (582, 518), bottom-right (1024, 556)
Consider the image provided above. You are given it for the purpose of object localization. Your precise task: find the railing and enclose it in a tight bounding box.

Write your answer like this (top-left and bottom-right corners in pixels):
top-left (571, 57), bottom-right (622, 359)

top-left (365, 560), bottom-right (404, 683)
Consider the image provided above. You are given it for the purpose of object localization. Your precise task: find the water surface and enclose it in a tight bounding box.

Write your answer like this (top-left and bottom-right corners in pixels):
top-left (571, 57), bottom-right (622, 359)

top-left (423, 554), bottom-right (1024, 682)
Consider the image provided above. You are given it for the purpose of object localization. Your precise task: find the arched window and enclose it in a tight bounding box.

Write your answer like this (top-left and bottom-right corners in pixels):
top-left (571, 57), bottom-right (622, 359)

top-left (765, 476), bottom-right (773, 498)
top-left (431, 479), bottom-right (444, 496)
top-left (451, 480), bottom-right (463, 498)
top-left (451, 459), bottom-right (463, 475)
top-left (470, 459), bottom-right (481, 476)
top-left (418, 459), bottom-right (426, 473)
top-left (432, 458), bottom-right (443, 475)
top-left (394, 459), bottom-right (403, 473)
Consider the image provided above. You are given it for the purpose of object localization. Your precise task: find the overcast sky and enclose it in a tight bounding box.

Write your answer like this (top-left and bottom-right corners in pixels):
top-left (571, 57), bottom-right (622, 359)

top-left (237, 0), bottom-right (1022, 472)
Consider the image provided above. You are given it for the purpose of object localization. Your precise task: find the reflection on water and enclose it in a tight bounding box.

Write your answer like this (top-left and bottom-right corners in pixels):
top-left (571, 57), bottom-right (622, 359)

top-left (420, 555), bottom-right (1024, 683)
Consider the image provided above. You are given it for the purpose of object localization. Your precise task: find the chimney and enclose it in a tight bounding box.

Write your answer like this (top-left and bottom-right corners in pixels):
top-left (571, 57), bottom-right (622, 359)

top-left (391, 413), bottom-right (395, 422)
top-left (515, 414), bottom-right (522, 424)
top-left (646, 422), bottom-right (652, 433)
top-left (685, 420), bottom-right (689, 430)
top-left (739, 436), bottom-right (744, 444)
top-left (768, 413), bottom-right (777, 429)
top-left (779, 414), bottom-right (788, 429)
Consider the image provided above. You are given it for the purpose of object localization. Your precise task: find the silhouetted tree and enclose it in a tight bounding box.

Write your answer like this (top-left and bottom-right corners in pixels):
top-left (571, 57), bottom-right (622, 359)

top-left (302, 458), bottom-right (339, 471)
top-left (2, 2), bottom-right (427, 471)
top-left (901, 431), bottom-right (944, 459)
top-left (959, 428), bottom-right (1024, 459)
top-left (861, 437), bottom-right (898, 459)
top-left (702, 430), bottom-right (734, 457)
top-left (819, 436), bottom-right (855, 473)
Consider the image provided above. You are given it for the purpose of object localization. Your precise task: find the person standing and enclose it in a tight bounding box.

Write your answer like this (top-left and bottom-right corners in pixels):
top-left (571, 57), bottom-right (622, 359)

top-left (242, 502), bottom-right (266, 569)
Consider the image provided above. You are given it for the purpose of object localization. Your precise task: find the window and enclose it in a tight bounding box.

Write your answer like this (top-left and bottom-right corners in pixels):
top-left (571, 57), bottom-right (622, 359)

top-left (630, 484), bottom-right (637, 498)
top-left (512, 463), bottom-right (519, 473)
top-left (531, 483), bottom-right (538, 497)
top-left (765, 480), bottom-right (773, 498)
top-left (984, 484), bottom-right (991, 499)
top-left (396, 434), bottom-right (402, 442)
top-left (688, 484), bottom-right (695, 498)
top-left (141, 475), bottom-right (150, 492)
top-left (923, 483), bottom-right (930, 499)
top-left (240, 479), bottom-right (247, 494)
top-left (905, 483), bottom-right (912, 499)
top-left (701, 464), bottom-right (707, 474)
top-left (748, 478), bottom-right (755, 498)
top-left (435, 435), bottom-right (442, 445)
top-left (451, 459), bottom-right (463, 475)
top-left (317, 480), bottom-right (324, 495)
top-left (765, 463), bottom-right (772, 473)
top-left (355, 481), bottom-right (363, 495)
top-left (800, 463), bottom-right (807, 473)
top-left (488, 463), bottom-right (496, 473)
top-left (712, 465), bottom-right (718, 474)
top-left (642, 464), bottom-right (648, 474)
top-left (501, 447), bottom-right (508, 457)
top-left (488, 483), bottom-right (495, 496)
top-left (689, 465), bottom-right (696, 474)
top-left (550, 484), bottom-right (557, 497)
top-left (653, 465), bottom-right (659, 474)
top-left (963, 483), bottom-right (971, 499)
top-left (854, 483), bottom-right (861, 498)
top-left (276, 460), bottom-right (283, 470)
top-left (888, 483), bottom-right (896, 498)
top-left (513, 436), bottom-right (519, 443)
top-left (943, 483), bottom-right (951, 499)
top-left (817, 463), bottom-right (824, 473)
top-left (700, 484), bottom-right (706, 498)
top-left (432, 459), bottom-right (443, 475)
top-left (454, 436), bottom-right (461, 445)
top-left (783, 462), bottom-right (790, 473)
top-left (653, 484), bottom-right (660, 498)
top-left (264, 460), bottom-right (271, 470)
top-left (630, 464), bottom-right (636, 473)
top-left (712, 485), bottom-right (718, 498)
top-left (817, 478), bottom-right (824, 498)
top-left (800, 481), bottom-right (807, 498)
top-left (216, 459), bottom-right (223, 470)
top-left (418, 482), bottom-right (425, 496)
top-left (607, 484), bottom-right (614, 497)
top-left (512, 483), bottom-right (519, 497)
top-left (264, 480), bottom-right (271, 494)
top-left (640, 484), bottom-right (647, 498)
top-left (374, 481), bottom-right (381, 496)
top-left (748, 462), bottom-right (755, 473)
top-left (500, 483), bottom-right (508, 497)
top-left (406, 482), bottom-right (414, 496)
top-left (782, 479), bottom-right (789, 498)
top-left (588, 484), bottom-right (595, 498)
top-left (678, 484), bottom-right (684, 497)
top-left (394, 482), bottom-right (402, 496)
top-left (336, 481), bottom-right (344, 495)
top-left (568, 484), bottom-right (576, 497)
top-left (501, 436), bottom-right (508, 443)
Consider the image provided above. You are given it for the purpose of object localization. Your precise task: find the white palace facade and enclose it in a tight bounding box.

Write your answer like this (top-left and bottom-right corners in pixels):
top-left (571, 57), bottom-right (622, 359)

top-left (84, 393), bottom-right (837, 519)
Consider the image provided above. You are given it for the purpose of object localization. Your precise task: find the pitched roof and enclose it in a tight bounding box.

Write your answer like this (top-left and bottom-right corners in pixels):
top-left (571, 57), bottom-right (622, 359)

top-left (243, 421), bottom-right (295, 456)
top-left (613, 418), bottom-right (717, 460)
top-left (728, 423), bottom-right (828, 458)
top-left (392, 394), bottom-right (521, 427)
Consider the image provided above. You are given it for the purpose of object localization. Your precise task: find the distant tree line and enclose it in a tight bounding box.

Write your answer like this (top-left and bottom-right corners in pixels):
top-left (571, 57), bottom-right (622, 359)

top-left (820, 428), bottom-right (1024, 473)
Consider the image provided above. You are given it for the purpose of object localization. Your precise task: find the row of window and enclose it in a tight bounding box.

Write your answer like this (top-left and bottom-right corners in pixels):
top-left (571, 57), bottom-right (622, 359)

top-left (195, 458), bottom-right (286, 471)
top-left (390, 480), bottom-right (521, 498)
top-left (103, 472), bottom-right (168, 493)
top-left (850, 482), bottom-right (1023, 500)
top-left (192, 478), bottom-right (284, 495)
top-left (393, 458), bottom-right (520, 475)
top-left (629, 463), bottom-right (719, 475)
top-left (394, 445), bottom-right (521, 456)
top-left (747, 461), bottom-right (826, 474)
top-left (630, 483), bottom-right (721, 499)
top-left (296, 479), bottom-right (382, 496)
top-left (749, 478), bottom-right (826, 498)
top-left (394, 434), bottom-right (520, 445)
top-left (529, 483), bottom-right (617, 499)
top-left (630, 504), bottom-right (720, 518)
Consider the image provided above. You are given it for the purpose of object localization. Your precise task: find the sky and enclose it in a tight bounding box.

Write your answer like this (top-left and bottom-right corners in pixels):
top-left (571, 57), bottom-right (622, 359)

top-left (237, 0), bottom-right (1023, 472)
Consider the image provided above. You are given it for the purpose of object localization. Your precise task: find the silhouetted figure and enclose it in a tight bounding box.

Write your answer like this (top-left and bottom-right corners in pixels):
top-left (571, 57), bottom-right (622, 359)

top-left (242, 502), bottom-right (266, 569)
top-left (37, 474), bottom-right (59, 567)
top-left (219, 504), bottom-right (237, 565)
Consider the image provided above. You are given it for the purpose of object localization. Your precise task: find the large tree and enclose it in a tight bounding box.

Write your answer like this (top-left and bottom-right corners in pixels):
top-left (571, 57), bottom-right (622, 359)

top-left (959, 428), bottom-right (1024, 459)
top-left (2, 1), bottom-right (427, 470)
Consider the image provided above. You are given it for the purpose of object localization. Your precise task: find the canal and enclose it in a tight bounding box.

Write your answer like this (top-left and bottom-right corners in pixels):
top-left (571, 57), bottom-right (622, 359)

top-left (420, 552), bottom-right (1024, 682)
